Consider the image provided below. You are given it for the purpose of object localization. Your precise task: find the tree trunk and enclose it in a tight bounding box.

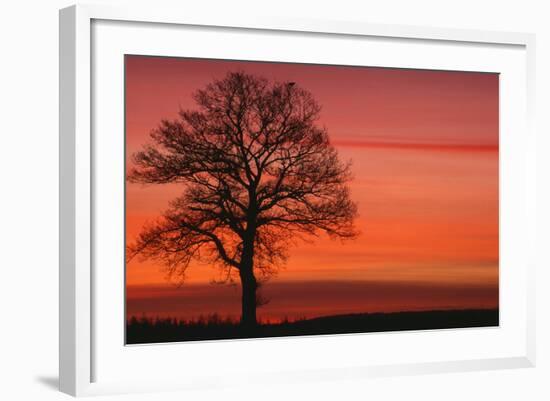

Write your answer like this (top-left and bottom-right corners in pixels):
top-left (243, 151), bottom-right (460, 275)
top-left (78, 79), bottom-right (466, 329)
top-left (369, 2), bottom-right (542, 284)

top-left (240, 188), bottom-right (258, 329)
top-left (239, 235), bottom-right (257, 328)
top-left (239, 266), bottom-right (257, 328)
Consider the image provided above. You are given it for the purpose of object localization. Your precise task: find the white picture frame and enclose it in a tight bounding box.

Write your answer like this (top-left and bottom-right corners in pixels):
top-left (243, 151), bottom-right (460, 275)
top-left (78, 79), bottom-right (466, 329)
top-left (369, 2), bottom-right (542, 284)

top-left (59, 4), bottom-right (536, 397)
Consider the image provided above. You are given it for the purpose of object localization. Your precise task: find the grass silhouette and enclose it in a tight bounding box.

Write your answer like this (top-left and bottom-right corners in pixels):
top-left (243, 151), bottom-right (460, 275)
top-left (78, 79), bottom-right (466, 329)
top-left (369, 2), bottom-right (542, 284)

top-left (126, 308), bottom-right (498, 344)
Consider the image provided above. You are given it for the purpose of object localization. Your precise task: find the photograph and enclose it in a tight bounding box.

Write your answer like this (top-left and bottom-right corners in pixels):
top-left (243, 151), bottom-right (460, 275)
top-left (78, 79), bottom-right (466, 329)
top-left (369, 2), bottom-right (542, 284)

top-left (124, 55), bottom-right (499, 344)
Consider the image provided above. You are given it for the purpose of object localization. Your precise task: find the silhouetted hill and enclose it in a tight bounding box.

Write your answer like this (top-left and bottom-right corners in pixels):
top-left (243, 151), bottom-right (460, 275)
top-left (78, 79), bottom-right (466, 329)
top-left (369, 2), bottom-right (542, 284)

top-left (126, 308), bottom-right (498, 344)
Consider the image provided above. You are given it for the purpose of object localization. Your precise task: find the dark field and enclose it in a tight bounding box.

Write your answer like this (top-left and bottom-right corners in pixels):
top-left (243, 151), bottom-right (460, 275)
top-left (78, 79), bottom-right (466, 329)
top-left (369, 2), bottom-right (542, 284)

top-left (126, 309), bottom-right (499, 344)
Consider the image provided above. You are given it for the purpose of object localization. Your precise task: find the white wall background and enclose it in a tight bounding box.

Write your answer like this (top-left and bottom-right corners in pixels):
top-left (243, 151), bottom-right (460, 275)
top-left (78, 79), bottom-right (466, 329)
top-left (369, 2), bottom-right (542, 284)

top-left (0, 0), bottom-right (548, 399)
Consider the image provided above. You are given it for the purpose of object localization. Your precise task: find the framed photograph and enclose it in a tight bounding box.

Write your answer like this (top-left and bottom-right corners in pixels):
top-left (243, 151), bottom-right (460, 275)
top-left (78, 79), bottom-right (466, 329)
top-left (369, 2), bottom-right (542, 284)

top-left (59, 4), bottom-right (536, 396)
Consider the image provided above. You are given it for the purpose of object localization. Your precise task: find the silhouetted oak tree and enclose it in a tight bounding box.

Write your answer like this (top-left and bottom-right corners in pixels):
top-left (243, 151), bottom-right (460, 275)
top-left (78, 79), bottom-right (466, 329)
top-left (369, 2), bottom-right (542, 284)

top-left (127, 72), bottom-right (358, 327)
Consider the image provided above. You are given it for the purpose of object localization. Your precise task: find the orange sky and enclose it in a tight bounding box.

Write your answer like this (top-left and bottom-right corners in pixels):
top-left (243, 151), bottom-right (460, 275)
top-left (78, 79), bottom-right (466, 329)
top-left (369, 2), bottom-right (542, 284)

top-left (125, 56), bottom-right (499, 321)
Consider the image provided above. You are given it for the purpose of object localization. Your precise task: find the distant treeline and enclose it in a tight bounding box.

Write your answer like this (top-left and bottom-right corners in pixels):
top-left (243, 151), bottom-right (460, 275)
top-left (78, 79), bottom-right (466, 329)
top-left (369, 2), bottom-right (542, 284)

top-left (126, 308), bottom-right (499, 345)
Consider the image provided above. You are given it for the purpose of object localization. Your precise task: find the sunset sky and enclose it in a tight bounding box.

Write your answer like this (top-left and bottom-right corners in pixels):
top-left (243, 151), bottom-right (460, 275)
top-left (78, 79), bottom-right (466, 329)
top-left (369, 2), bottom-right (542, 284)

top-left (125, 55), bottom-right (499, 322)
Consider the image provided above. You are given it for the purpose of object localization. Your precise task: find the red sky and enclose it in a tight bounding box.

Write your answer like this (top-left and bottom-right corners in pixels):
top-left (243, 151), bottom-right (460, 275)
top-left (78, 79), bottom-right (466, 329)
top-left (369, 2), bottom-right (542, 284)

top-left (125, 55), bottom-right (499, 322)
